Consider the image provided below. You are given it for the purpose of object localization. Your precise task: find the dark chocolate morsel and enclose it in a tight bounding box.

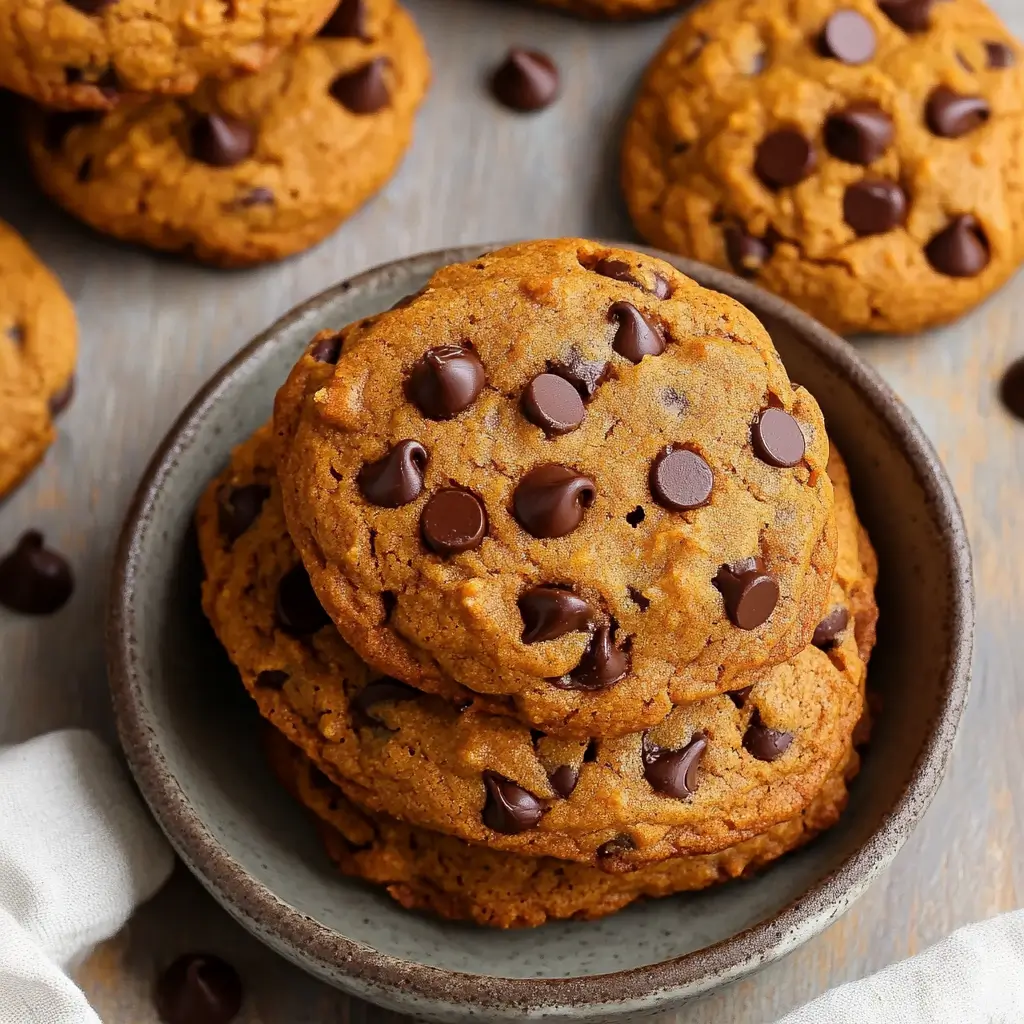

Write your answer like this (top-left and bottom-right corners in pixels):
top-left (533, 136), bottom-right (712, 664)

top-left (642, 732), bottom-right (708, 799)
top-left (0, 531), bottom-right (74, 615)
top-left (813, 606), bottom-right (850, 648)
top-left (549, 764), bottom-right (579, 798)
top-left (519, 585), bottom-right (594, 644)
top-left (357, 440), bottom-right (428, 507)
top-left (330, 57), bottom-right (390, 113)
top-left (925, 86), bottom-right (990, 139)
top-left (925, 215), bottom-right (990, 278)
top-left (491, 48), bottom-right (560, 112)
top-left (482, 771), bottom-right (544, 833)
top-left (649, 446), bottom-right (713, 511)
top-left (552, 624), bottom-right (630, 691)
top-left (275, 563), bottom-right (330, 635)
top-left (407, 345), bottom-right (485, 419)
top-left (153, 953), bottom-right (243, 1024)
top-left (824, 102), bottom-right (895, 165)
top-left (713, 557), bottom-right (780, 630)
top-left (609, 302), bottom-right (666, 363)
top-left (513, 464), bottom-right (596, 538)
top-left (218, 483), bottom-right (270, 542)
top-left (743, 710), bottom-right (794, 762)
top-left (755, 128), bottom-right (816, 189)
top-left (751, 407), bottom-right (806, 467)
top-left (420, 489), bottom-right (487, 555)
top-left (522, 373), bottom-right (585, 436)
top-left (189, 114), bottom-right (255, 168)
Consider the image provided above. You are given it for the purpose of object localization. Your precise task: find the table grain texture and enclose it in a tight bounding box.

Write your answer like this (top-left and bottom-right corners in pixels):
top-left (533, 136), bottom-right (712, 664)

top-left (1, 0), bottom-right (1022, 1020)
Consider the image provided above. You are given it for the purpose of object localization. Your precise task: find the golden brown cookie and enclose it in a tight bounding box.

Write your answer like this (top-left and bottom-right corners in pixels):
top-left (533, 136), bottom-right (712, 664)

top-left (529, 0), bottom-right (686, 21)
top-left (24, 1), bottom-right (430, 267)
top-left (197, 423), bottom-right (875, 868)
top-left (267, 727), bottom-right (859, 928)
top-left (273, 239), bottom-right (838, 737)
top-left (622, 0), bottom-right (1024, 335)
top-left (0, 220), bottom-right (77, 498)
top-left (0, 0), bottom-right (341, 110)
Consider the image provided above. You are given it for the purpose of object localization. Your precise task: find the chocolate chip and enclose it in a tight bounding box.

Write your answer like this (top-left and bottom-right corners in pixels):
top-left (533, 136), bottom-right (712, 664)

top-left (552, 624), bottom-right (630, 691)
top-left (522, 373), bottom-right (585, 436)
top-left (309, 335), bottom-right (342, 363)
top-left (519, 586), bottom-right (594, 644)
top-left (597, 834), bottom-right (636, 858)
top-left (755, 129), bottom-right (816, 190)
top-left (743, 710), bottom-right (793, 762)
top-left (877, 0), bottom-right (933, 33)
top-left (713, 557), bottom-right (779, 630)
top-left (628, 586), bottom-right (650, 611)
top-left (255, 670), bottom-right (288, 690)
top-left (986, 41), bottom-right (1015, 69)
top-left (236, 186), bottom-right (274, 208)
top-left (330, 58), bottom-right (389, 114)
top-left (812, 606), bottom-right (849, 648)
top-left (649, 446), bottom-right (713, 512)
top-left (642, 732), bottom-right (707, 799)
top-left (824, 102), bottom-right (895, 164)
top-left (999, 356), bottom-right (1024, 421)
top-left (491, 48), bottom-right (560, 112)
top-left (925, 215), bottom-right (990, 277)
top-left (275, 563), bottom-right (330, 635)
top-left (420, 489), bottom-right (487, 555)
top-left (549, 764), bottom-right (579, 798)
top-left (218, 483), bottom-right (270, 542)
top-left (189, 114), bottom-right (255, 168)
top-left (609, 302), bottom-right (666, 363)
top-left (66, 0), bottom-right (115, 13)
top-left (482, 771), bottom-right (543, 833)
top-left (358, 440), bottom-right (428, 507)
top-left (548, 350), bottom-right (611, 401)
top-left (513, 464), bottom-right (596, 538)
top-left (925, 86), bottom-right (990, 139)
top-left (407, 345), bottom-right (485, 420)
top-left (725, 226), bottom-right (772, 277)
top-left (351, 678), bottom-right (418, 725)
top-left (153, 953), bottom-right (243, 1024)
top-left (591, 258), bottom-right (670, 297)
top-left (0, 532), bottom-right (74, 615)
top-left (844, 179), bottom-right (907, 236)
top-left (48, 375), bottom-right (75, 416)
top-left (319, 0), bottom-right (367, 39)
top-left (728, 685), bottom-right (753, 708)
top-left (819, 10), bottom-right (876, 64)
top-left (751, 407), bottom-right (805, 467)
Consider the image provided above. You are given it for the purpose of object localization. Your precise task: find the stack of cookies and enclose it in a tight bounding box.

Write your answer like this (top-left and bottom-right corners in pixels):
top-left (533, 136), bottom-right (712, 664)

top-left (197, 238), bottom-right (879, 928)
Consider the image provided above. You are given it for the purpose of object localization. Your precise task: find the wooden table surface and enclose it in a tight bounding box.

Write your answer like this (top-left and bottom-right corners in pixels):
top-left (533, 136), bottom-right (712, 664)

top-left (2, 1), bottom-right (1022, 1020)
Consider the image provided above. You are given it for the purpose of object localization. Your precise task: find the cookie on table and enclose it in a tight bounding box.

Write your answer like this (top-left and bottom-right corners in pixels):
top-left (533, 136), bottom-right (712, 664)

top-left (196, 423), bottom-right (875, 868)
top-left (0, 0), bottom-right (342, 110)
top-left (267, 728), bottom-right (860, 928)
top-left (0, 220), bottom-right (77, 498)
top-left (622, 0), bottom-right (1024, 335)
top-left (24, 0), bottom-right (429, 267)
top-left (273, 239), bottom-right (837, 738)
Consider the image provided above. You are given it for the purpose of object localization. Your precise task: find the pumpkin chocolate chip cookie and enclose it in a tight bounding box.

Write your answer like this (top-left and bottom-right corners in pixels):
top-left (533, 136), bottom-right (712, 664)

top-left (622, 0), bottom-right (1024, 334)
top-left (24, 0), bottom-right (429, 266)
top-left (273, 240), bottom-right (837, 738)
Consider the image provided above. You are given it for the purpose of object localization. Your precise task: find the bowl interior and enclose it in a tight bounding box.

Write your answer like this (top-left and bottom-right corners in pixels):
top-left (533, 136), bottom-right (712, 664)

top-left (112, 245), bottom-right (971, 1017)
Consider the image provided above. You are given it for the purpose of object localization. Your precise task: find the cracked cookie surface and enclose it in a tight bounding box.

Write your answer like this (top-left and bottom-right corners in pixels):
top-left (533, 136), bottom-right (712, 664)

top-left (273, 239), bottom-right (838, 737)
top-left (197, 423), bottom-right (874, 868)
top-left (24, 0), bottom-right (429, 267)
top-left (622, 0), bottom-right (1024, 335)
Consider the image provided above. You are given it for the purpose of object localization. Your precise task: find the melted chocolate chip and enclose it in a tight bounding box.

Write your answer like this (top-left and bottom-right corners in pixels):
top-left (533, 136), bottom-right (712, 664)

top-left (649, 446), bottom-right (713, 511)
top-left (522, 373), bottom-right (585, 436)
top-left (878, 0), bottom-right (933, 33)
top-left (420, 489), bottom-right (487, 555)
top-left (751, 407), bottom-right (805, 467)
top-left (925, 215), bottom-right (990, 277)
top-left (255, 670), bottom-right (288, 690)
top-left (597, 834), bottom-right (636, 858)
top-left (728, 685), bottom-right (753, 708)
top-left (819, 10), bottom-right (876, 65)
top-left (189, 114), bottom-right (255, 168)
top-left (843, 179), bottom-right (907, 236)
top-left (491, 49), bottom-right (560, 112)
top-left (319, 0), bottom-right (367, 39)
top-left (552, 624), bottom-right (630, 691)
top-left (743, 710), bottom-right (793, 762)
top-left (755, 129), bottom-right (816, 189)
top-left (519, 586), bottom-right (594, 644)
top-left (713, 557), bottom-right (779, 630)
top-left (351, 678), bottom-right (418, 725)
top-left (724, 226), bottom-right (772, 277)
top-left (642, 732), bottom-right (707, 799)
top-left (218, 483), bottom-right (270, 542)
top-left (0, 532), bottom-right (74, 615)
top-left (824, 102), bottom-right (894, 165)
top-left (482, 771), bottom-right (544, 833)
top-left (407, 345), bottom-right (485, 419)
top-left (590, 258), bottom-right (671, 297)
top-left (153, 953), bottom-right (243, 1024)
top-left (513, 464), bottom-right (596, 538)
top-left (549, 764), bottom-right (579, 798)
top-left (275, 564), bottom-right (330, 635)
top-left (813, 606), bottom-right (850, 648)
top-left (309, 335), bottom-right (342, 363)
top-left (925, 86), bottom-right (990, 139)
top-left (609, 302), bottom-right (666, 363)
top-left (48, 375), bottom-right (75, 416)
top-left (330, 57), bottom-right (389, 114)
top-left (357, 440), bottom-right (428, 507)
top-left (548, 350), bottom-right (611, 401)
top-left (986, 41), bottom-right (1015, 69)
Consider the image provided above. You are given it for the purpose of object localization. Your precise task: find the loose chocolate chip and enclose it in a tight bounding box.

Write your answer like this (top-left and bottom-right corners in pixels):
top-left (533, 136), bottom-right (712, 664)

top-left (844, 179), bottom-right (907, 236)
top-left (755, 129), bottom-right (816, 190)
top-left (351, 678), bottom-right (418, 725)
top-left (309, 335), bottom-right (342, 363)
top-left (649, 446), bottom-right (713, 512)
top-left (357, 440), bottom-right (428, 507)
top-left (189, 114), bottom-right (255, 168)
top-left (255, 670), bottom-right (288, 690)
top-left (925, 215), bottom-right (990, 277)
top-left (728, 685), bottom-right (753, 708)
top-left (725, 226), bottom-right (772, 277)
top-left (519, 585), bottom-right (594, 643)
top-left (628, 586), bottom-right (650, 611)
top-left (0, 532), bottom-right (74, 615)
top-left (986, 41), bottom-right (1015, 69)
top-left (513, 464), bottom-right (596, 538)
top-left (553, 624), bottom-right (630, 691)
top-left (877, 0), bottom-right (933, 33)
top-left (421, 489), bottom-right (487, 555)
top-left (743, 710), bottom-right (793, 762)
top-left (236, 186), bottom-right (274, 207)
top-left (819, 10), bottom-right (876, 65)
top-left (813, 606), bottom-right (850, 648)
top-left (66, 0), bottom-right (115, 13)
top-left (330, 57), bottom-right (389, 114)
top-left (999, 356), bottom-right (1024, 420)
top-left (548, 350), bottom-right (611, 401)
top-left (407, 345), bottom-right (485, 420)
top-left (522, 373), bottom-right (585, 436)
top-left (824, 102), bottom-right (895, 164)
top-left (491, 48), bottom-right (560, 112)
top-left (48, 375), bottom-right (75, 416)
top-left (549, 764), bottom-right (579, 798)
top-left (597, 834), bottom-right (636, 858)
top-left (482, 771), bottom-right (544, 833)
top-left (751, 407), bottom-right (806, 467)
top-left (319, 0), bottom-right (367, 39)
top-left (153, 953), bottom-right (243, 1024)
top-left (925, 86), bottom-right (990, 139)
top-left (713, 557), bottom-right (780, 630)
top-left (642, 732), bottom-right (707, 799)
top-left (218, 483), bottom-right (270, 542)
top-left (275, 563), bottom-right (330, 635)
top-left (609, 302), bottom-right (666, 363)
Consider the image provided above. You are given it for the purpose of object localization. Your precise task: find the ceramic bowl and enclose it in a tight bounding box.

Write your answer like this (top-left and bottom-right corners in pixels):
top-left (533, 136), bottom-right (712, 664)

top-left (107, 243), bottom-right (974, 1023)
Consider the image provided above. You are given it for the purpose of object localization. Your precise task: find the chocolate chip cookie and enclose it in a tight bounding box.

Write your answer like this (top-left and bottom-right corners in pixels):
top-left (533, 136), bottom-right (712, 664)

top-left (24, 0), bottom-right (430, 267)
top-left (197, 423), bottom-right (874, 867)
top-left (0, 0), bottom-right (341, 110)
top-left (530, 0), bottom-right (687, 21)
top-left (273, 239), bottom-right (837, 737)
top-left (622, 0), bottom-right (1024, 335)
top-left (267, 727), bottom-right (860, 927)
top-left (0, 220), bottom-right (77, 498)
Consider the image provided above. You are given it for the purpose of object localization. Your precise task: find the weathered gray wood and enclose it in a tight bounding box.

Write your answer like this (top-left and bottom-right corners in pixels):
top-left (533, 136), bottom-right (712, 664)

top-left (2, 0), bottom-right (1022, 1019)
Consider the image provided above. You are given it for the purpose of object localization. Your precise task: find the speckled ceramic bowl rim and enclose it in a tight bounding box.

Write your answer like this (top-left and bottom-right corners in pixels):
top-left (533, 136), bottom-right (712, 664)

top-left (107, 242), bottom-right (974, 1016)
